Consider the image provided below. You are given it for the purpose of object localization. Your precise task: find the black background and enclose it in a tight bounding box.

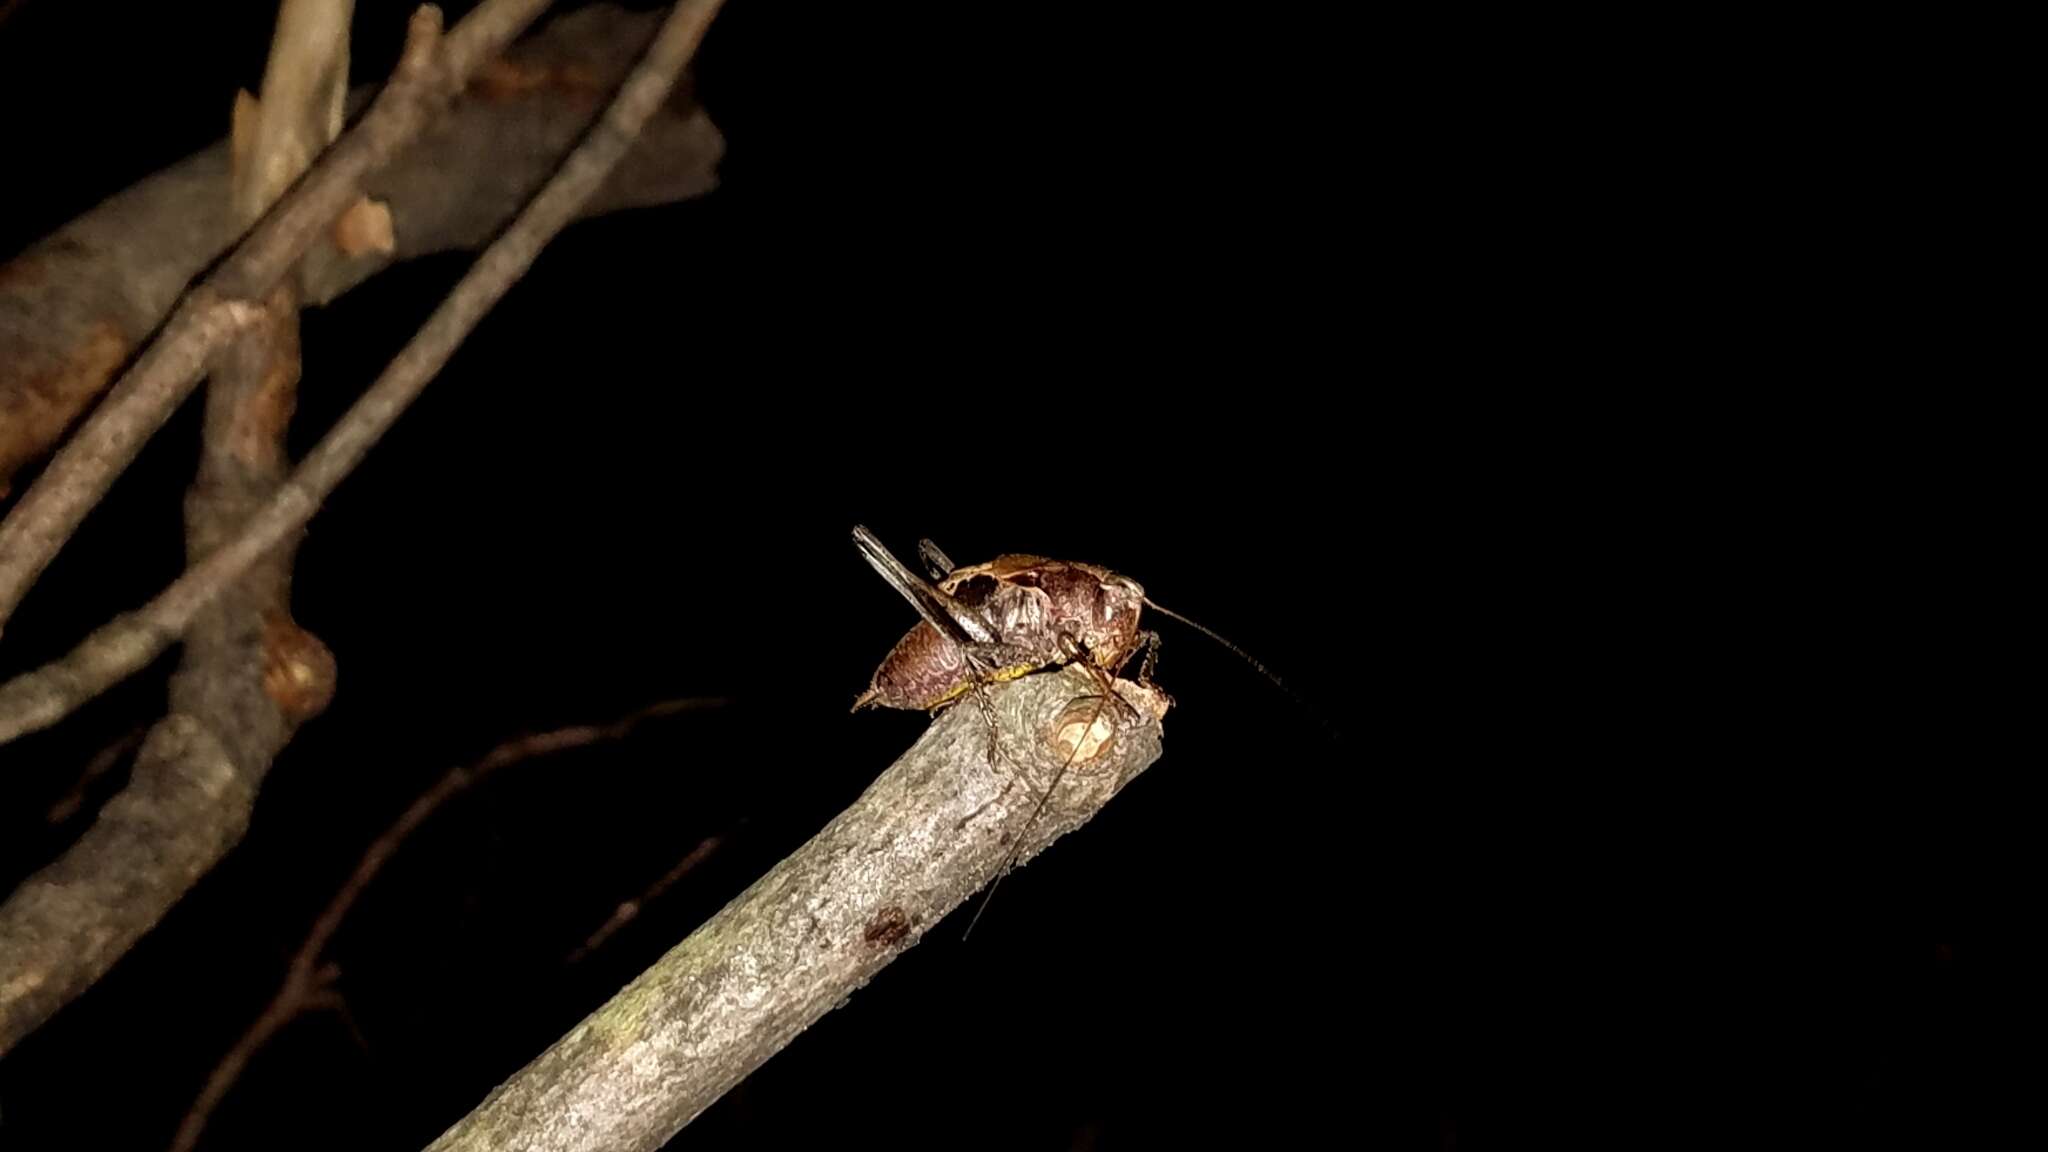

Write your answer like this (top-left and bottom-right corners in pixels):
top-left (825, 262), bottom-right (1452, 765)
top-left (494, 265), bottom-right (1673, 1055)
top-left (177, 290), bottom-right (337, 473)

top-left (0, 2), bottom-right (1969, 1149)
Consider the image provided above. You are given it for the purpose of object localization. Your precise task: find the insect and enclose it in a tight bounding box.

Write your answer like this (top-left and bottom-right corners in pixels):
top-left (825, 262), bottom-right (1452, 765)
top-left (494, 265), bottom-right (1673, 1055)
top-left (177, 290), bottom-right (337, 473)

top-left (851, 526), bottom-right (1160, 719)
top-left (851, 525), bottom-right (1302, 934)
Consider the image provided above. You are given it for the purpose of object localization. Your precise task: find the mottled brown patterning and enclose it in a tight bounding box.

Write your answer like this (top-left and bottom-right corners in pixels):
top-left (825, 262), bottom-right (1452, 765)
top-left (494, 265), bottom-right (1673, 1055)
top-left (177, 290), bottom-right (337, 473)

top-left (853, 552), bottom-right (1148, 713)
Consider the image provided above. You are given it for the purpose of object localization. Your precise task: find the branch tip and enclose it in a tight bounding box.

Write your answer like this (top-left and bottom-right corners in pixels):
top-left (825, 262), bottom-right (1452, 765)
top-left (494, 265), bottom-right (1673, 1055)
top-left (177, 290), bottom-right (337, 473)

top-left (403, 5), bottom-right (448, 71)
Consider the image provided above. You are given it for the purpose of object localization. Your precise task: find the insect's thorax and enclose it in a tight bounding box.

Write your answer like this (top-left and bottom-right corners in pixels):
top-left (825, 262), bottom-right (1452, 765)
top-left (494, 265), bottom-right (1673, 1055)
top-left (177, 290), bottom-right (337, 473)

top-left (942, 557), bottom-right (1145, 670)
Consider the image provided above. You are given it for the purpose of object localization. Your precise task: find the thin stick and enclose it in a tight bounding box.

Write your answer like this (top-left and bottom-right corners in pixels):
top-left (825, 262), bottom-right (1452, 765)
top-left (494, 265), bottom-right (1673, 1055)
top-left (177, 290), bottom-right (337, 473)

top-left (168, 696), bottom-right (726, 1152)
top-left (565, 834), bottom-right (725, 965)
top-left (0, 0), bottom-right (721, 747)
top-left (0, 0), bottom-right (556, 634)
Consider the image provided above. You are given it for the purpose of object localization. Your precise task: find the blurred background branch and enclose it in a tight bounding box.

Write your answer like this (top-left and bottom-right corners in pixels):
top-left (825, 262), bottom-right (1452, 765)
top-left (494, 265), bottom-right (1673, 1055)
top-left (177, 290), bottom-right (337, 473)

top-left (170, 695), bottom-right (726, 1152)
top-left (0, 0), bottom-right (555, 631)
top-left (0, 3), bottom-right (720, 499)
top-left (0, 0), bottom-right (725, 1058)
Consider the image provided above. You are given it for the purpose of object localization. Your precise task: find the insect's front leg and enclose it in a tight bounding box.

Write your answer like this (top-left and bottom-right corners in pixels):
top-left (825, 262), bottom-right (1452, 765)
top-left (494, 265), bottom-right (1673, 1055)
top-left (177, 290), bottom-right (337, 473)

top-left (1116, 629), bottom-right (1163, 685)
top-left (1056, 632), bottom-right (1144, 728)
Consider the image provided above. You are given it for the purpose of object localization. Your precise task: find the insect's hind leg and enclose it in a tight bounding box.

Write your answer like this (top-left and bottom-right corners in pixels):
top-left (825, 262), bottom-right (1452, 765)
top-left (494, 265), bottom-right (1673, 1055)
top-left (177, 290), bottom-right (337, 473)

top-left (959, 644), bottom-right (1027, 774)
top-left (917, 539), bottom-right (955, 580)
top-left (951, 646), bottom-right (1028, 829)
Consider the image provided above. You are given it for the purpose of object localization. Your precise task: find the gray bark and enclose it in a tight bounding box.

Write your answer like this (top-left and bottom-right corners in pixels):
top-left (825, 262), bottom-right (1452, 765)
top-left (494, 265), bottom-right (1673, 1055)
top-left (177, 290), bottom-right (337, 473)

top-left (426, 668), bottom-right (1171, 1152)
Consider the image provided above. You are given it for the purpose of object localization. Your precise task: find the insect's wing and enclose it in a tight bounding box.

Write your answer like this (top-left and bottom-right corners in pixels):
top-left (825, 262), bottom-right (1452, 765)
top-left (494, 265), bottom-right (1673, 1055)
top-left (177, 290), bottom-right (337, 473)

top-left (852, 525), bottom-right (998, 647)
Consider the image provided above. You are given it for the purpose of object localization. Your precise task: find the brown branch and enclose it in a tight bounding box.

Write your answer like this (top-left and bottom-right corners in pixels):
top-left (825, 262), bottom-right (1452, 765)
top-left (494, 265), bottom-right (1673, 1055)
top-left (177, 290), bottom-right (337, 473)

top-left (0, 3), bottom-right (722, 496)
top-left (0, 0), bottom-right (557, 634)
top-left (168, 696), bottom-right (727, 1152)
top-left (566, 834), bottom-right (726, 966)
top-left (0, 0), bottom-right (722, 748)
top-left (424, 668), bottom-right (1172, 1152)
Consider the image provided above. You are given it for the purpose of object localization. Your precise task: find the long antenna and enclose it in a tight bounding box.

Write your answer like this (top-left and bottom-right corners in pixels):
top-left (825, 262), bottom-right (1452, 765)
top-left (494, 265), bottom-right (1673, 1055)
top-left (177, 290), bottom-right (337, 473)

top-left (963, 599), bottom-right (1335, 939)
top-left (961, 688), bottom-right (1108, 941)
top-left (1143, 596), bottom-right (1343, 744)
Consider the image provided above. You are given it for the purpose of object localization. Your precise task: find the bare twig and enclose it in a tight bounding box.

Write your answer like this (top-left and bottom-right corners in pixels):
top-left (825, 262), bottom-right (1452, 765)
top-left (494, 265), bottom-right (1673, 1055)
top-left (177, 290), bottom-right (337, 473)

top-left (168, 696), bottom-right (726, 1152)
top-left (0, 4), bottom-right (722, 493)
top-left (424, 669), bottom-right (1172, 1152)
top-left (43, 725), bottom-right (148, 824)
top-left (566, 834), bottom-right (725, 965)
top-left (0, 0), bottom-right (556, 633)
top-left (0, 0), bottom-right (721, 746)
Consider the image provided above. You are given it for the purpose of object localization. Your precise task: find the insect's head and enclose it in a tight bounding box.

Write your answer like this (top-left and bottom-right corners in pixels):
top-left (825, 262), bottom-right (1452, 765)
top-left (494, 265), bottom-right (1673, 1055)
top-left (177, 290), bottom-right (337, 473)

top-left (1105, 573), bottom-right (1146, 611)
top-left (1093, 573), bottom-right (1148, 649)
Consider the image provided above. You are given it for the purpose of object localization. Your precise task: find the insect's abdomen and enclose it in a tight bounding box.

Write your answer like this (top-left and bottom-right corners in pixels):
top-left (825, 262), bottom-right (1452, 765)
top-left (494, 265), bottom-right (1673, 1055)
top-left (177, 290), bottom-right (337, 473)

top-left (851, 622), bottom-right (1039, 712)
